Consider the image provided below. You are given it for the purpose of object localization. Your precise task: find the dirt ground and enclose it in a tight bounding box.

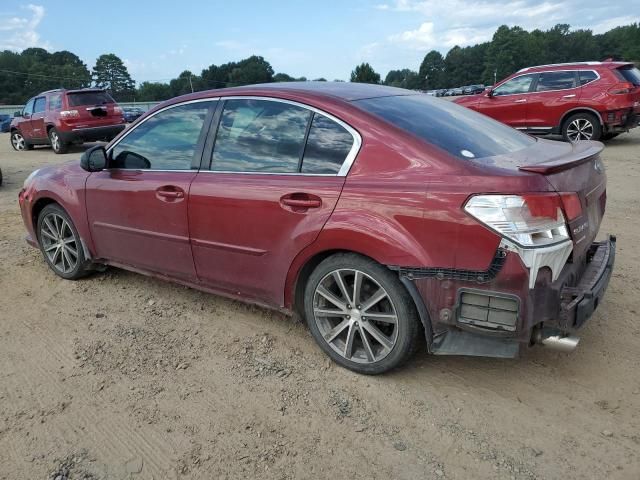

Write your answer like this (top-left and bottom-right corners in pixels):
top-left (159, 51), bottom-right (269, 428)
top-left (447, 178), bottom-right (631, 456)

top-left (0, 130), bottom-right (639, 480)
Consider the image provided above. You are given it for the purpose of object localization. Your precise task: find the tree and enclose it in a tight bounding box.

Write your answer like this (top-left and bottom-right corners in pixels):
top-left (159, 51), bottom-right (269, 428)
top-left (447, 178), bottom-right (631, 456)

top-left (92, 53), bottom-right (135, 101)
top-left (136, 81), bottom-right (172, 101)
top-left (384, 69), bottom-right (421, 89)
top-left (419, 50), bottom-right (445, 89)
top-left (350, 63), bottom-right (380, 84)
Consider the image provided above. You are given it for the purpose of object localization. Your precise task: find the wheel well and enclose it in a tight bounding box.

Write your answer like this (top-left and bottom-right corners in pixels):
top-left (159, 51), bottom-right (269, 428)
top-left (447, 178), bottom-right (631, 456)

top-left (291, 249), bottom-right (429, 343)
top-left (31, 198), bottom-right (57, 232)
top-left (46, 124), bottom-right (55, 134)
top-left (560, 109), bottom-right (603, 130)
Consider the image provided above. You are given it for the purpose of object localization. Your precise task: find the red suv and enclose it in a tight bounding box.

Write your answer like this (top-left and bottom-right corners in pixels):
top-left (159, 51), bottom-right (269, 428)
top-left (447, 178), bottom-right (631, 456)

top-left (18, 83), bottom-right (615, 374)
top-left (10, 88), bottom-right (126, 154)
top-left (455, 61), bottom-right (640, 142)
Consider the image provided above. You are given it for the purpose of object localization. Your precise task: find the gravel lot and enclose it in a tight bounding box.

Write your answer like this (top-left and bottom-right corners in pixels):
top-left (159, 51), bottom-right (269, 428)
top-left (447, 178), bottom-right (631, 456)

top-left (0, 130), bottom-right (639, 480)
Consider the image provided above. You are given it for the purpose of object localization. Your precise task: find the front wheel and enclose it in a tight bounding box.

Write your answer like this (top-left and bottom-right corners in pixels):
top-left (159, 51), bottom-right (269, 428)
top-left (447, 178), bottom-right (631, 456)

top-left (562, 113), bottom-right (601, 142)
top-left (49, 128), bottom-right (69, 154)
top-left (304, 253), bottom-right (422, 374)
top-left (37, 204), bottom-right (88, 280)
top-left (10, 130), bottom-right (33, 151)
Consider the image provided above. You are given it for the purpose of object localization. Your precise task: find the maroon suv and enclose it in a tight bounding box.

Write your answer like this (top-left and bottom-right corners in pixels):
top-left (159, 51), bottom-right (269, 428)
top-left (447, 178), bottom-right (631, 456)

top-left (10, 88), bottom-right (126, 154)
top-left (455, 61), bottom-right (640, 142)
top-left (18, 83), bottom-right (615, 374)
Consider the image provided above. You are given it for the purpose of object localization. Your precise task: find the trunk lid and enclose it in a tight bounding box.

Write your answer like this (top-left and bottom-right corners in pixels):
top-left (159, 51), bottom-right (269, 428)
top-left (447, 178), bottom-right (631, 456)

top-left (64, 90), bottom-right (122, 127)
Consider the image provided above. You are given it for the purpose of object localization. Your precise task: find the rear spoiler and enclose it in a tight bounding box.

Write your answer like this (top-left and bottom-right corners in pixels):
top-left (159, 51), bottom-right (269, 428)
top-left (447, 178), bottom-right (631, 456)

top-left (519, 142), bottom-right (604, 174)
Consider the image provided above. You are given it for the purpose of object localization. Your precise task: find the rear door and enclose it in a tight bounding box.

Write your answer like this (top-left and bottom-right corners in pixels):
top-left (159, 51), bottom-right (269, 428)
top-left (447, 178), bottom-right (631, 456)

top-left (480, 73), bottom-right (536, 129)
top-left (526, 70), bottom-right (582, 130)
top-left (29, 96), bottom-right (47, 141)
top-left (85, 100), bottom-right (216, 280)
top-left (188, 98), bottom-right (359, 306)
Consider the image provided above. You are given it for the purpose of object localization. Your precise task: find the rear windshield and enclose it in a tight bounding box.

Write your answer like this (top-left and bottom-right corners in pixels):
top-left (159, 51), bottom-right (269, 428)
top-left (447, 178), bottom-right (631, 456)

top-left (616, 66), bottom-right (640, 86)
top-left (355, 94), bottom-right (535, 161)
top-left (67, 91), bottom-right (115, 107)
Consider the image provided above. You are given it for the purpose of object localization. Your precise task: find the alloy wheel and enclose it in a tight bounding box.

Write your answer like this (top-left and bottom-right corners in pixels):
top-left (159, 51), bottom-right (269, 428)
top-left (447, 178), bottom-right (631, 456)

top-left (312, 269), bottom-right (399, 364)
top-left (50, 130), bottom-right (60, 152)
top-left (566, 118), bottom-right (594, 141)
top-left (11, 132), bottom-right (26, 150)
top-left (40, 213), bottom-right (79, 274)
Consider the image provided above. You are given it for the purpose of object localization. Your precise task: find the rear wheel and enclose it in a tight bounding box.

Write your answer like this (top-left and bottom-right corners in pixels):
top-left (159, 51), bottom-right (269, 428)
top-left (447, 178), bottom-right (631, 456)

top-left (562, 112), bottom-right (601, 142)
top-left (10, 130), bottom-right (33, 151)
top-left (49, 128), bottom-right (68, 154)
top-left (304, 253), bottom-right (421, 374)
top-left (37, 204), bottom-right (88, 280)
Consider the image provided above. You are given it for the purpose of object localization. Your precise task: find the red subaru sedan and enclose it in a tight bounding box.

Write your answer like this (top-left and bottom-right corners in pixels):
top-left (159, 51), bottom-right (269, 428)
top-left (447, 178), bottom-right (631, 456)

top-left (18, 83), bottom-right (615, 374)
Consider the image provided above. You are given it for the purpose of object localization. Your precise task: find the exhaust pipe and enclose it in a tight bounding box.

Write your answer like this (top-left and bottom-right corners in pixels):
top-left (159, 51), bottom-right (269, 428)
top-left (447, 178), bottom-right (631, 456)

top-left (533, 328), bottom-right (580, 353)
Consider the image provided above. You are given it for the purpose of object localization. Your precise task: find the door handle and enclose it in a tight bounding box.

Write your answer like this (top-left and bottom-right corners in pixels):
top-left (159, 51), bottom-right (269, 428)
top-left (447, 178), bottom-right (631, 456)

top-left (156, 186), bottom-right (185, 201)
top-left (514, 99), bottom-right (527, 103)
top-left (280, 193), bottom-right (322, 211)
top-left (562, 94), bottom-right (576, 99)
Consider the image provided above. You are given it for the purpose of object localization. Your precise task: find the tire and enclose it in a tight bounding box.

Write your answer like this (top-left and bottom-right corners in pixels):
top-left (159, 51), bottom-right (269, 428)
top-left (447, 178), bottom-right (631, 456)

top-left (304, 253), bottom-right (422, 374)
top-left (562, 112), bottom-right (601, 142)
top-left (601, 133), bottom-right (619, 141)
top-left (49, 128), bottom-right (69, 154)
top-left (36, 204), bottom-right (88, 280)
top-left (10, 130), bottom-right (33, 151)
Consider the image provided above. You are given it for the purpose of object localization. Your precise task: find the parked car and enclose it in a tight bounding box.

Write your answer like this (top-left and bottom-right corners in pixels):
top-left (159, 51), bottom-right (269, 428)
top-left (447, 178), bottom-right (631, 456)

top-left (448, 87), bottom-right (464, 96)
top-left (0, 114), bottom-right (11, 132)
top-left (123, 106), bottom-right (144, 123)
top-left (454, 61), bottom-right (640, 142)
top-left (18, 83), bottom-right (614, 374)
top-left (462, 84), bottom-right (485, 95)
top-left (10, 88), bottom-right (126, 154)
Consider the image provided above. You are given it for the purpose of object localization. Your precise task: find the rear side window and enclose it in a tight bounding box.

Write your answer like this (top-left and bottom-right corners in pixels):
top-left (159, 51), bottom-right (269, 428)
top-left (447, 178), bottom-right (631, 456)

top-left (536, 71), bottom-right (576, 91)
top-left (616, 66), bottom-right (640, 86)
top-left (579, 71), bottom-right (598, 86)
top-left (33, 97), bottom-right (46, 114)
top-left (211, 99), bottom-right (311, 173)
top-left (49, 94), bottom-right (62, 110)
top-left (67, 91), bottom-right (115, 107)
top-left (111, 101), bottom-right (213, 170)
top-left (355, 94), bottom-right (535, 161)
top-left (493, 74), bottom-right (536, 96)
top-left (301, 114), bottom-right (353, 174)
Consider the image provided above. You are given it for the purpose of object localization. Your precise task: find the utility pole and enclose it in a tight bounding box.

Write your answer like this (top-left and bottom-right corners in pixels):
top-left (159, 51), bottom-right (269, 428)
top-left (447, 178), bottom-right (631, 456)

top-left (494, 69), bottom-right (497, 85)
top-left (189, 76), bottom-right (194, 93)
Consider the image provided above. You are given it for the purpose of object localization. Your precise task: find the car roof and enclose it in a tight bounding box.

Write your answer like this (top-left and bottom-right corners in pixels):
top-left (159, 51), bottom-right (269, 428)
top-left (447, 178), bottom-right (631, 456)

top-left (178, 81), bottom-right (416, 104)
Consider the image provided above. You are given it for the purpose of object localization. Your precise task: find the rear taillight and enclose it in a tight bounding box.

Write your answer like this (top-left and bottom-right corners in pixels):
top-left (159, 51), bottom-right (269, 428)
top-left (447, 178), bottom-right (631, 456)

top-left (558, 193), bottom-right (582, 221)
top-left (60, 109), bottom-right (79, 119)
top-left (608, 82), bottom-right (634, 95)
top-left (464, 194), bottom-right (570, 248)
top-left (114, 106), bottom-right (123, 114)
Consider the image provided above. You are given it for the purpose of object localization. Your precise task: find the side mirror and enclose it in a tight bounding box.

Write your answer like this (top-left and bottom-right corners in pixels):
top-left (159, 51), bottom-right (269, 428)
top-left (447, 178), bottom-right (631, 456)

top-left (485, 88), bottom-right (494, 98)
top-left (80, 145), bottom-right (107, 172)
top-left (14, 111), bottom-right (21, 118)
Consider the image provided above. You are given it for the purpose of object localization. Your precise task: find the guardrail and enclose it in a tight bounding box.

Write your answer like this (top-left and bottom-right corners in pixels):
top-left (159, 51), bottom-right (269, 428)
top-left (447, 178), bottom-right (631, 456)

top-left (0, 101), bottom-right (161, 117)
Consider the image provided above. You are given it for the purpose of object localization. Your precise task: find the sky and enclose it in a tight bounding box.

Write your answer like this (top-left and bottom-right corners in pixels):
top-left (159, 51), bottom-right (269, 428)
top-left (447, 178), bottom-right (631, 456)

top-left (0, 0), bottom-right (638, 83)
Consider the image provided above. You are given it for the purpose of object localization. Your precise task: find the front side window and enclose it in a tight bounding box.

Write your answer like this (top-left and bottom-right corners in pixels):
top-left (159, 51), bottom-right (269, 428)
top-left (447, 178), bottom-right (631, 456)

top-left (33, 97), bottom-right (46, 114)
top-left (579, 71), bottom-right (598, 86)
top-left (536, 71), bottom-right (577, 92)
top-left (23, 98), bottom-right (35, 116)
top-left (493, 74), bottom-right (536, 96)
top-left (301, 114), bottom-right (354, 174)
top-left (111, 101), bottom-right (213, 170)
top-left (212, 99), bottom-right (311, 173)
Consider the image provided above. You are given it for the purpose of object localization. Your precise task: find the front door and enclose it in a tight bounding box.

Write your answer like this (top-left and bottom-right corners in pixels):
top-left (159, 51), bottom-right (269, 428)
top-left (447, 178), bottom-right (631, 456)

top-left (189, 98), bottom-right (358, 306)
top-left (85, 100), bottom-right (215, 280)
top-left (30, 96), bottom-right (47, 141)
top-left (480, 73), bottom-right (537, 129)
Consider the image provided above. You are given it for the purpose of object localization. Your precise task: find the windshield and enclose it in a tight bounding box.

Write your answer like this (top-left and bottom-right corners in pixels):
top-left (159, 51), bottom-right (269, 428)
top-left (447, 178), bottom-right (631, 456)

top-left (616, 66), bottom-right (640, 86)
top-left (354, 94), bottom-right (535, 161)
top-left (67, 91), bottom-right (115, 107)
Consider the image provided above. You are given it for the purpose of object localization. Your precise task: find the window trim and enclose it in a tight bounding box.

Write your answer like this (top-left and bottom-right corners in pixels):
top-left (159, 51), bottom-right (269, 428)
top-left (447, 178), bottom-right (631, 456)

top-left (106, 98), bottom-right (218, 172)
top-left (205, 95), bottom-right (362, 177)
top-left (493, 69), bottom-right (600, 97)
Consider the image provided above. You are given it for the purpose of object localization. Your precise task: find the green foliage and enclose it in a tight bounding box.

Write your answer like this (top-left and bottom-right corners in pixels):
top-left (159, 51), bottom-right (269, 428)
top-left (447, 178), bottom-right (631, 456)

top-left (350, 63), bottom-right (381, 84)
top-left (92, 53), bottom-right (135, 101)
top-left (384, 69), bottom-right (421, 89)
top-left (419, 50), bottom-right (445, 88)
